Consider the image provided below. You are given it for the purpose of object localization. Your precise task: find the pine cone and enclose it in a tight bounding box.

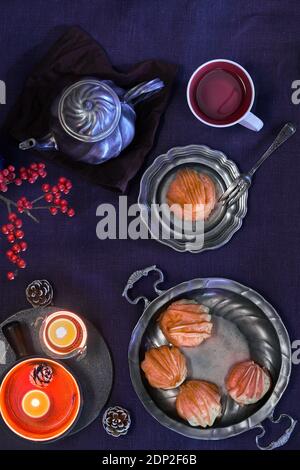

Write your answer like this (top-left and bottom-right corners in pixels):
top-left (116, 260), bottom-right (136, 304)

top-left (30, 363), bottom-right (53, 387)
top-left (26, 280), bottom-right (53, 307)
top-left (102, 406), bottom-right (131, 437)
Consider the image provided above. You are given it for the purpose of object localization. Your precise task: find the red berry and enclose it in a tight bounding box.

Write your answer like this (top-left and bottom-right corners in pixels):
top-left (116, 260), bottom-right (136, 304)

top-left (20, 241), bottom-right (27, 251)
top-left (61, 205), bottom-right (68, 214)
top-left (2, 225), bottom-right (9, 235)
top-left (8, 213), bottom-right (17, 222)
top-left (67, 208), bottom-right (75, 217)
top-left (28, 177), bottom-right (35, 184)
top-left (3, 169), bottom-right (9, 177)
top-left (11, 254), bottom-right (18, 264)
top-left (50, 207), bottom-right (58, 216)
top-left (38, 163), bottom-right (46, 169)
top-left (15, 230), bottom-right (24, 240)
top-left (42, 183), bottom-right (51, 192)
top-left (60, 199), bottom-right (68, 206)
top-left (1, 184), bottom-right (8, 192)
top-left (6, 250), bottom-right (14, 259)
top-left (58, 184), bottom-right (65, 192)
top-left (7, 223), bottom-right (14, 232)
top-left (7, 233), bottom-right (15, 243)
top-left (15, 219), bottom-right (23, 229)
top-left (44, 193), bottom-right (53, 203)
top-left (12, 244), bottom-right (21, 254)
top-left (52, 185), bottom-right (59, 194)
top-left (15, 178), bottom-right (22, 186)
top-left (66, 181), bottom-right (72, 190)
top-left (30, 163), bottom-right (38, 170)
top-left (54, 197), bottom-right (61, 205)
top-left (7, 272), bottom-right (15, 281)
top-left (8, 165), bottom-right (15, 172)
top-left (17, 259), bottom-right (26, 269)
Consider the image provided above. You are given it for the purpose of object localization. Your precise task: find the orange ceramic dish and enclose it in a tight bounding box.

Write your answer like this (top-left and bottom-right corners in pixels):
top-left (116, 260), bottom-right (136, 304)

top-left (0, 357), bottom-right (81, 442)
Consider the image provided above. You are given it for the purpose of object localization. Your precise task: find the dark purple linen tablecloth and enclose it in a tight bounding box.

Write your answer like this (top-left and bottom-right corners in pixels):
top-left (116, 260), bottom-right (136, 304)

top-left (0, 0), bottom-right (300, 450)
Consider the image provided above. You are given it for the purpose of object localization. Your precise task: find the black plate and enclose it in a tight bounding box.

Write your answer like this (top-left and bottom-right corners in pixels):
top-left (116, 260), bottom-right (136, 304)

top-left (0, 306), bottom-right (113, 440)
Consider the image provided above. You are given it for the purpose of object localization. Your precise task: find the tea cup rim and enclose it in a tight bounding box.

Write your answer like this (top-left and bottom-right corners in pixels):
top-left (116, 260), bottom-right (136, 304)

top-left (186, 58), bottom-right (255, 128)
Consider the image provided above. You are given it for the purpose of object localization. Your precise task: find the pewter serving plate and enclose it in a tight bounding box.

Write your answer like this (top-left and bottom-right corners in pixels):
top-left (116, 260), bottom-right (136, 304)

top-left (124, 266), bottom-right (296, 449)
top-left (138, 145), bottom-right (248, 253)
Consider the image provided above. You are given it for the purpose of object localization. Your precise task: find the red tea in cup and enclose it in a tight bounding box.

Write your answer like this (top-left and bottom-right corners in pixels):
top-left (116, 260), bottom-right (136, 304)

top-left (196, 69), bottom-right (245, 121)
top-left (187, 59), bottom-right (263, 131)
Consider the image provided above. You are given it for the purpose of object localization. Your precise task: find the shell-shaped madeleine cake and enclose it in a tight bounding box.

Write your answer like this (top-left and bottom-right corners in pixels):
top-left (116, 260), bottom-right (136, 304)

top-left (166, 169), bottom-right (216, 221)
top-left (176, 380), bottom-right (222, 427)
top-left (158, 299), bottom-right (213, 347)
top-left (141, 345), bottom-right (187, 390)
top-left (226, 360), bottom-right (271, 405)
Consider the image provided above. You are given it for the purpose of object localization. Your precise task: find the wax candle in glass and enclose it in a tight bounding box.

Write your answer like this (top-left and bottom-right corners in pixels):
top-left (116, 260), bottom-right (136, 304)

top-left (40, 311), bottom-right (87, 359)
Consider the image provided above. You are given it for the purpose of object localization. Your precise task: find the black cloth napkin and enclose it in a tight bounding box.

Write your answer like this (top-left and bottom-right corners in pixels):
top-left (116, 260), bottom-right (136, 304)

top-left (6, 26), bottom-right (178, 193)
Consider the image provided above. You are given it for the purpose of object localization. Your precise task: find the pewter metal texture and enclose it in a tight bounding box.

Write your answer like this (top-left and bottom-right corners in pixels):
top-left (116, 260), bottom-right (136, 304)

top-left (219, 122), bottom-right (296, 207)
top-left (138, 145), bottom-right (248, 253)
top-left (19, 78), bottom-right (164, 165)
top-left (126, 268), bottom-right (294, 446)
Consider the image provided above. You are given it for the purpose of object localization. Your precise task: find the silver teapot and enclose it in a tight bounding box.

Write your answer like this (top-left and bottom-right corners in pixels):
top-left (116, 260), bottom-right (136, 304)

top-left (19, 77), bottom-right (164, 165)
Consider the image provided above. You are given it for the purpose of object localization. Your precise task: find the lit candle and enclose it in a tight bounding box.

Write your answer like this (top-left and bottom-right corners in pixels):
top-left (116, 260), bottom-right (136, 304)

top-left (21, 390), bottom-right (50, 419)
top-left (40, 311), bottom-right (87, 359)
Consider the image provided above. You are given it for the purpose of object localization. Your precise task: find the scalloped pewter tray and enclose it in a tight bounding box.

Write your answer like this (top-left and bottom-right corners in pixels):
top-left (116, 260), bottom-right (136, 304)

top-left (138, 145), bottom-right (248, 253)
top-left (123, 266), bottom-right (296, 449)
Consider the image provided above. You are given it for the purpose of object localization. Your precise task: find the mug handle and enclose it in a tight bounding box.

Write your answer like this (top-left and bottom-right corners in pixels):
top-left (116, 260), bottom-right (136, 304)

top-left (239, 111), bottom-right (264, 132)
top-left (2, 321), bottom-right (33, 359)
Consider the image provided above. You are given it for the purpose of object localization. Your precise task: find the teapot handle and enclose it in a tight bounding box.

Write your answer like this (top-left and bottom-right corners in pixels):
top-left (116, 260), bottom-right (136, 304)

top-left (123, 78), bottom-right (164, 106)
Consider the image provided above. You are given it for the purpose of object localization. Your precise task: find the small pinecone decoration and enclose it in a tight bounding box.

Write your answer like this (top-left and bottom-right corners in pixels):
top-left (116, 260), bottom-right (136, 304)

top-left (102, 406), bottom-right (131, 437)
top-left (26, 280), bottom-right (53, 307)
top-left (30, 363), bottom-right (53, 387)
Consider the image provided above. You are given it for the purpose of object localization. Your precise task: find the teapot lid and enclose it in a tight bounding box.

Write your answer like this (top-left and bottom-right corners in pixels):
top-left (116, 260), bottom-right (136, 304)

top-left (58, 79), bottom-right (121, 142)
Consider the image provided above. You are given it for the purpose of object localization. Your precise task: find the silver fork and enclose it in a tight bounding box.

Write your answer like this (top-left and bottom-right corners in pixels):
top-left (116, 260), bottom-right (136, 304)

top-left (219, 122), bottom-right (297, 207)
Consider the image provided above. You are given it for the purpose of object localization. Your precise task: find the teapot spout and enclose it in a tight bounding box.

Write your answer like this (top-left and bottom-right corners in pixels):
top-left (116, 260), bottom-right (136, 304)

top-left (19, 133), bottom-right (58, 151)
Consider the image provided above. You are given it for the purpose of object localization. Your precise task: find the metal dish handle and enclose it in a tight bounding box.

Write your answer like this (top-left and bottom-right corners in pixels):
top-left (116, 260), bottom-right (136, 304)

top-left (122, 265), bottom-right (165, 309)
top-left (255, 411), bottom-right (297, 450)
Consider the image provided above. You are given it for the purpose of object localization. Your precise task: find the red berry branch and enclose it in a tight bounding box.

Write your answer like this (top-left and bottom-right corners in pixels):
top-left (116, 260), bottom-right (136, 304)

top-left (0, 163), bottom-right (75, 281)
